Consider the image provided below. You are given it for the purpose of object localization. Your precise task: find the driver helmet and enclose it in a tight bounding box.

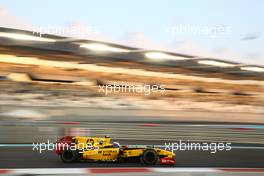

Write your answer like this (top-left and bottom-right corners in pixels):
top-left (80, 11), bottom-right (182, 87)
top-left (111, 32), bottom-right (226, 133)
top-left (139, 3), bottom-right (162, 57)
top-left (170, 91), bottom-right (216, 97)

top-left (112, 142), bottom-right (121, 148)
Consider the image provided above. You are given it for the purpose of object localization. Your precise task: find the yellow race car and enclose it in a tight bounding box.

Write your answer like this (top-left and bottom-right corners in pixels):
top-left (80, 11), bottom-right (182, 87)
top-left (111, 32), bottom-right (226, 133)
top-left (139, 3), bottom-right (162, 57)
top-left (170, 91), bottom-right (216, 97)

top-left (55, 136), bottom-right (176, 165)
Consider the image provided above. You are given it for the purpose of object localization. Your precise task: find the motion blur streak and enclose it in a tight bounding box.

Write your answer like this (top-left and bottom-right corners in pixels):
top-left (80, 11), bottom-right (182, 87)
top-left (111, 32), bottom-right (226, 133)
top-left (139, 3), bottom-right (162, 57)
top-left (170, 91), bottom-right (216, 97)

top-left (0, 26), bottom-right (264, 174)
top-left (1, 54), bottom-right (264, 86)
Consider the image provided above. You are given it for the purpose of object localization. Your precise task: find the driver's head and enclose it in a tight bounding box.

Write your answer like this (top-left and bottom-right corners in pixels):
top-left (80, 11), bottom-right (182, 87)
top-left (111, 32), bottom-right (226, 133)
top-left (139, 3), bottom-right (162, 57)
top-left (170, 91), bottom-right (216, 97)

top-left (112, 142), bottom-right (121, 148)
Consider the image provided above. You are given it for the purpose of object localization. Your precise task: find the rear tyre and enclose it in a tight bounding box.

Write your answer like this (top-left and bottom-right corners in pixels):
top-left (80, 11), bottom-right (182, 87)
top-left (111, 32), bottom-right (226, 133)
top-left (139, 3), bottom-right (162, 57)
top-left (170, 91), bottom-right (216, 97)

top-left (141, 149), bottom-right (158, 165)
top-left (60, 150), bottom-right (78, 163)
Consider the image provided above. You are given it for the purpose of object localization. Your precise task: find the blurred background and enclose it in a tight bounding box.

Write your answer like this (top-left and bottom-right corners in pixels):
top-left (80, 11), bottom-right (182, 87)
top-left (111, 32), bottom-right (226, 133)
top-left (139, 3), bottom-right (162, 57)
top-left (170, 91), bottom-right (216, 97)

top-left (0, 0), bottom-right (264, 173)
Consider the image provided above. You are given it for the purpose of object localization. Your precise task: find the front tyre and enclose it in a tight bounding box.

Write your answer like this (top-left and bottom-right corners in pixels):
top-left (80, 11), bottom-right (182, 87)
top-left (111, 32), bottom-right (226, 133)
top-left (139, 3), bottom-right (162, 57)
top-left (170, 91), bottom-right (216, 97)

top-left (60, 150), bottom-right (78, 163)
top-left (141, 149), bottom-right (159, 165)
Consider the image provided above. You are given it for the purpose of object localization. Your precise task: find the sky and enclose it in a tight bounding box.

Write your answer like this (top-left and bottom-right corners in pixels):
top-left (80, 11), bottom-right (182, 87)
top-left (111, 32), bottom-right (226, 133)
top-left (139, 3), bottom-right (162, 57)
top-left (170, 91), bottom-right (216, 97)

top-left (0, 0), bottom-right (263, 65)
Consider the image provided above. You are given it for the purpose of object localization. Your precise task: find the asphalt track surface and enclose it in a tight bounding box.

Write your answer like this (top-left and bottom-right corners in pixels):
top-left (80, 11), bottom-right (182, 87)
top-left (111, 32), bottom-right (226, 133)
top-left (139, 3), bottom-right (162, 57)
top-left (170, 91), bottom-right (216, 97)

top-left (1, 106), bottom-right (264, 169)
top-left (1, 121), bottom-right (264, 168)
top-left (1, 142), bottom-right (264, 168)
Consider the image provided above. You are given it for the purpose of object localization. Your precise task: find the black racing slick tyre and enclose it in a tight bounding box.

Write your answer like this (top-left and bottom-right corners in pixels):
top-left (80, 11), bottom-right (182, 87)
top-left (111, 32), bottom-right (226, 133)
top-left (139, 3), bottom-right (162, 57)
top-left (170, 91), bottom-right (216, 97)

top-left (60, 150), bottom-right (78, 163)
top-left (141, 149), bottom-right (159, 165)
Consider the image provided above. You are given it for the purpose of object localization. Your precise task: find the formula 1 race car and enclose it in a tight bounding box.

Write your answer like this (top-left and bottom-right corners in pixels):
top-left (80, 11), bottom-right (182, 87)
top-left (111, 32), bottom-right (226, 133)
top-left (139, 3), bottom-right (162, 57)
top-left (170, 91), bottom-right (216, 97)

top-left (55, 136), bottom-right (176, 165)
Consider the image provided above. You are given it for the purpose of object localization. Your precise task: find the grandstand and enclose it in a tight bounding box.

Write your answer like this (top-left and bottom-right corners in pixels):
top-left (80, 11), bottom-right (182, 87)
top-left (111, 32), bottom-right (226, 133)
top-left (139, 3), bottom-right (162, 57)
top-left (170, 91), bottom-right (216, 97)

top-left (0, 27), bottom-right (264, 113)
